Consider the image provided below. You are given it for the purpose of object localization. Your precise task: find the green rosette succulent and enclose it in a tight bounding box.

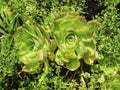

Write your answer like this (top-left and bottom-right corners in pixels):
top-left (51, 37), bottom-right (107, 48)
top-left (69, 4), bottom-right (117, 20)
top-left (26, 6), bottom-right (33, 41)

top-left (15, 20), bottom-right (48, 74)
top-left (53, 12), bottom-right (99, 71)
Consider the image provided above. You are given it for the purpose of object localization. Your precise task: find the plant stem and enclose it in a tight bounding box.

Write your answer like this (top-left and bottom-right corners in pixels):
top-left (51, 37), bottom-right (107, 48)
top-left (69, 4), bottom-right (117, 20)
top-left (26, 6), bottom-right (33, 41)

top-left (39, 58), bottom-right (49, 82)
top-left (80, 60), bottom-right (87, 89)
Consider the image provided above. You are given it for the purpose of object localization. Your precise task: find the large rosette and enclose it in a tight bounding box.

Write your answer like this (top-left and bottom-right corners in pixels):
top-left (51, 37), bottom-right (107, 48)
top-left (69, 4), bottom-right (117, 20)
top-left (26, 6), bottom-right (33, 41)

top-left (53, 12), bottom-right (99, 71)
top-left (15, 20), bottom-right (48, 74)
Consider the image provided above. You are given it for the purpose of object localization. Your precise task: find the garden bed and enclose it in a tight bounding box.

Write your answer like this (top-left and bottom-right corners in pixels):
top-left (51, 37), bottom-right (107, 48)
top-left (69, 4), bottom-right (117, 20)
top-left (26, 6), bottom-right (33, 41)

top-left (0, 0), bottom-right (120, 90)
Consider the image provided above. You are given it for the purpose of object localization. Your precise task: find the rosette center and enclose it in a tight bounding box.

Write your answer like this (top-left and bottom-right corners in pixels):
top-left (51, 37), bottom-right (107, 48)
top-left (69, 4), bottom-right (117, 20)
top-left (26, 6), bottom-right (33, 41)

top-left (65, 31), bottom-right (77, 49)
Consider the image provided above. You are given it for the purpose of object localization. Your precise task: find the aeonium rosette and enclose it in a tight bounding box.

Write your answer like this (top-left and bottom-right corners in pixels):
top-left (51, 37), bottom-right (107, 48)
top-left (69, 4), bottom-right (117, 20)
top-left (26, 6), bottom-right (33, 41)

top-left (15, 20), bottom-right (49, 74)
top-left (53, 12), bottom-right (99, 71)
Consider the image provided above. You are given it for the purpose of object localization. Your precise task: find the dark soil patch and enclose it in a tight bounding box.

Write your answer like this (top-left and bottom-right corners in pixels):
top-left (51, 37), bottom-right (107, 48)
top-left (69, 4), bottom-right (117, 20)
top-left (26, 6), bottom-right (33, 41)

top-left (84, 0), bottom-right (106, 21)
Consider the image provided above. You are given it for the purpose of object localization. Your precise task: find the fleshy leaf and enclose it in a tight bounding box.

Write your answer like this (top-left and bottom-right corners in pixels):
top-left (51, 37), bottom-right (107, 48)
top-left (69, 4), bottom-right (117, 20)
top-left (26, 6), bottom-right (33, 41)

top-left (82, 38), bottom-right (96, 56)
top-left (83, 53), bottom-right (95, 64)
top-left (65, 58), bottom-right (80, 71)
top-left (19, 52), bottom-right (37, 64)
top-left (22, 62), bottom-right (40, 74)
top-left (55, 50), bottom-right (69, 66)
top-left (76, 41), bottom-right (87, 59)
top-left (87, 20), bottom-right (100, 34)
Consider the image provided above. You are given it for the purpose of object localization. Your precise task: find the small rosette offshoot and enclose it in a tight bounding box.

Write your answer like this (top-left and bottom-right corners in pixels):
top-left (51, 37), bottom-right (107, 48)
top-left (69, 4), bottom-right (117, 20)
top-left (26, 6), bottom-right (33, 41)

top-left (15, 20), bottom-right (48, 74)
top-left (53, 12), bottom-right (99, 71)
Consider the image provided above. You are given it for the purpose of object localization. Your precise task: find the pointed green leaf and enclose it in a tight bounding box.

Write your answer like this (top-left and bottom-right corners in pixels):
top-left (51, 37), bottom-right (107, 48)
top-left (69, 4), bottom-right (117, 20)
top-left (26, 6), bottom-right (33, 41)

top-left (22, 62), bottom-right (40, 74)
top-left (76, 41), bottom-right (87, 59)
top-left (82, 38), bottom-right (96, 56)
top-left (55, 50), bottom-right (65, 66)
top-left (83, 53), bottom-right (95, 64)
top-left (65, 58), bottom-right (80, 71)
top-left (87, 20), bottom-right (100, 34)
top-left (19, 52), bottom-right (38, 64)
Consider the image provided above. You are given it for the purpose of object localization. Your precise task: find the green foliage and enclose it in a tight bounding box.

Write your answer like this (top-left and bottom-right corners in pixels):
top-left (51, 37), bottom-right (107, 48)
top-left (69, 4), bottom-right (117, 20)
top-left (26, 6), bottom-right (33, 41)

top-left (88, 1), bottom-right (120, 90)
top-left (0, 0), bottom-right (120, 89)
top-left (0, 5), bottom-right (18, 34)
top-left (0, 32), bottom-right (18, 89)
top-left (0, 1), bottom-right (18, 89)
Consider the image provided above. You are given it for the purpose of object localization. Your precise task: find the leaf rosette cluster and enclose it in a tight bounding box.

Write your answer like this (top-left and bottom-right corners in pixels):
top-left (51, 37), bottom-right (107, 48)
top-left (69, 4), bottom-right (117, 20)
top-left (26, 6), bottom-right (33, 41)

top-left (15, 21), bottom-right (48, 74)
top-left (53, 12), bottom-right (99, 71)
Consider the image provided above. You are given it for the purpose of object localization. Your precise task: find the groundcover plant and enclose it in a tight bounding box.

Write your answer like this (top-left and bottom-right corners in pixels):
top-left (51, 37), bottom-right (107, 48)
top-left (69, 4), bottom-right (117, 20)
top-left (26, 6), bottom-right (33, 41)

top-left (0, 0), bottom-right (120, 90)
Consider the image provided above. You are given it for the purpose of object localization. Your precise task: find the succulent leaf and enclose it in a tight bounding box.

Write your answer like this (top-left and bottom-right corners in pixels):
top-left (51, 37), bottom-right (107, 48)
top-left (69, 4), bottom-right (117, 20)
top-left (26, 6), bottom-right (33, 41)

top-left (55, 50), bottom-right (65, 66)
top-left (65, 58), bottom-right (80, 71)
top-left (87, 20), bottom-right (100, 34)
top-left (22, 61), bottom-right (40, 74)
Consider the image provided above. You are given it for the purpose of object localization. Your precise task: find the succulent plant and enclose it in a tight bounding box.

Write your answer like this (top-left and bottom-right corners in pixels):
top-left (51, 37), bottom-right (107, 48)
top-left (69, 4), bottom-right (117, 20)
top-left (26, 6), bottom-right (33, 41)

top-left (15, 20), bottom-right (48, 74)
top-left (53, 12), bottom-right (99, 71)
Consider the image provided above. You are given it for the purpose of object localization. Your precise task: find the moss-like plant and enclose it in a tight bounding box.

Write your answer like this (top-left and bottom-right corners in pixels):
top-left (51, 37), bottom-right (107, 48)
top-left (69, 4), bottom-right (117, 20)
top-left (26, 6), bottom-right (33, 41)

top-left (0, 7), bottom-right (18, 35)
top-left (53, 12), bottom-right (99, 71)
